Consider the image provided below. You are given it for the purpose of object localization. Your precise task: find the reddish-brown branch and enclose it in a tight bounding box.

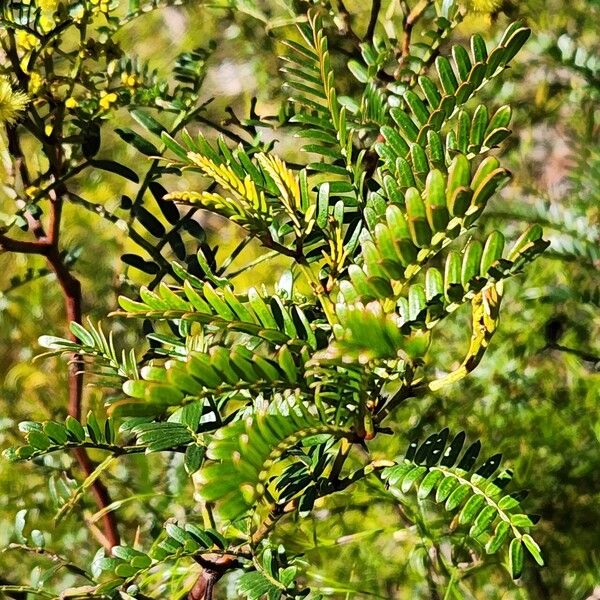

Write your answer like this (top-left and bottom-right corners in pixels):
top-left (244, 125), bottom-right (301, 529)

top-left (0, 234), bottom-right (49, 254)
top-left (45, 189), bottom-right (120, 549)
top-left (2, 120), bottom-right (121, 548)
top-left (188, 555), bottom-right (239, 600)
top-left (399, 0), bottom-right (430, 63)
top-left (3, 19), bottom-right (121, 548)
top-left (5, 124), bottom-right (47, 240)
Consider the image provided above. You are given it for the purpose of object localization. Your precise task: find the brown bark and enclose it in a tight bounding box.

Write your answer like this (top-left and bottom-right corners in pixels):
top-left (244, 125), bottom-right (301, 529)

top-left (188, 555), bottom-right (238, 600)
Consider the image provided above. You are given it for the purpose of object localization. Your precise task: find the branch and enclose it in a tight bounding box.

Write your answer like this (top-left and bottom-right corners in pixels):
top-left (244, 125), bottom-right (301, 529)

top-left (2, 9), bottom-right (121, 551)
top-left (0, 234), bottom-right (49, 254)
top-left (43, 142), bottom-right (122, 549)
top-left (365, 0), bottom-right (381, 42)
top-left (188, 555), bottom-right (239, 600)
top-left (399, 0), bottom-right (430, 62)
top-left (549, 343), bottom-right (600, 364)
top-left (374, 381), bottom-right (428, 423)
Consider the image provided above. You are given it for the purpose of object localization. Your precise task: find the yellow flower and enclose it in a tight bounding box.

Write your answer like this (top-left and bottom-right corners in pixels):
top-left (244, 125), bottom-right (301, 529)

top-left (38, 0), bottom-right (58, 10)
top-left (39, 14), bottom-right (55, 32)
top-left (65, 97), bottom-right (79, 109)
top-left (99, 91), bottom-right (118, 110)
top-left (28, 72), bottom-right (43, 95)
top-left (25, 186), bottom-right (39, 199)
top-left (121, 72), bottom-right (140, 88)
top-left (0, 78), bottom-right (30, 124)
top-left (16, 30), bottom-right (39, 51)
top-left (467, 0), bottom-right (501, 13)
top-left (90, 0), bottom-right (113, 13)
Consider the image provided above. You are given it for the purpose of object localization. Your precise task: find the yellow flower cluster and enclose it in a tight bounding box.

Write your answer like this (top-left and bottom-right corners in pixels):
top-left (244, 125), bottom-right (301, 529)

top-left (38, 0), bottom-right (59, 9)
top-left (14, 1), bottom-right (57, 55)
top-left (16, 30), bottom-right (39, 52)
top-left (90, 0), bottom-right (113, 14)
top-left (99, 91), bottom-right (118, 110)
top-left (121, 72), bottom-right (142, 88)
top-left (0, 78), bottom-right (30, 124)
top-left (28, 72), bottom-right (43, 95)
top-left (467, 0), bottom-right (502, 13)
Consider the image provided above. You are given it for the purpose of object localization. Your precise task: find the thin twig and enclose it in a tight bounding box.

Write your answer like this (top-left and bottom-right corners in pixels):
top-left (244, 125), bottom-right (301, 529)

top-left (374, 382), bottom-right (428, 423)
top-left (366, 0), bottom-right (381, 42)
top-left (399, 0), bottom-right (430, 64)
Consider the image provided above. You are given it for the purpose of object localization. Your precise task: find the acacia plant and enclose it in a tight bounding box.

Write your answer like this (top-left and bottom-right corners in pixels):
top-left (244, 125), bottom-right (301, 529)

top-left (3, 1), bottom-right (551, 599)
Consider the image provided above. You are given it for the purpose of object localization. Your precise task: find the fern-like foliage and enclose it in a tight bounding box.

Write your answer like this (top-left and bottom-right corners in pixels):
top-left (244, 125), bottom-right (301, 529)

top-left (161, 132), bottom-right (318, 251)
top-left (283, 13), bottom-right (355, 195)
top-left (199, 400), bottom-right (353, 520)
top-left (382, 429), bottom-right (544, 579)
top-left (116, 259), bottom-right (317, 348)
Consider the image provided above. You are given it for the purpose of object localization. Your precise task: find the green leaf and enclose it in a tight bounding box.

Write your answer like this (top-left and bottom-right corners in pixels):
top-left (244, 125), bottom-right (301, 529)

top-left (419, 76), bottom-right (441, 109)
top-left (452, 45), bottom-right (472, 80)
top-left (43, 421), bottom-right (68, 445)
top-left (469, 504), bottom-right (497, 537)
top-left (436, 56), bottom-right (458, 95)
top-left (185, 444), bottom-right (204, 475)
top-left (510, 513), bottom-right (536, 528)
top-left (146, 383), bottom-right (184, 405)
top-left (424, 170), bottom-right (449, 232)
top-left (69, 322), bottom-right (95, 347)
top-left (461, 240), bottom-right (483, 286)
top-left (418, 469), bottom-right (444, 499)
top-left (404, 90), bottom-right (430, 127)
top-left (165, 523), bottom-right (190, 545)
top-left (28, 430), bottom-right (51, 450)
top-left (112, 545), bottom-right (146, 561)
top-left (184, 524), bottom-right (213, 548)
top-left (131, 109), bottom-right (166, 137)
top-left (470, 34), bottom-right (488, 63)
top-left (509, 538), bottom-right (524, 579)
top-left (445, 483), bottom-right (470, 511)
top-left (470, 105), bottom-right (488, 148)
top-left (115, 563), bottom-right (139, 578)
top-left (480, 231), bottom-right (505, 275)
top-left (401, 465), bottom-right (427, 493)
top-left (486, 520), bottom-right (510, 554)
top-left (390, 108), bottom-right (419, 143)
top-left (502, 27), bottom-right (531, 64)
top-left (435, 474), bottom-right (458, 502)
top-left (65, 416), bottom-right (86, 442)
top-left (115, 128), bottom-right (160, 156)
top-left (89, 159), bottom-right (139, 183)
top-left (458, 493), bottom-right (486, 525)
top-left (522, 534), bottom-right (544, 566)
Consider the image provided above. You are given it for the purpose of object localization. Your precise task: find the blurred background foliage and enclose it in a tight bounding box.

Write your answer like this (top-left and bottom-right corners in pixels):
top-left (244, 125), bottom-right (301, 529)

top-left (0, 0), bottom-right (598, 598)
